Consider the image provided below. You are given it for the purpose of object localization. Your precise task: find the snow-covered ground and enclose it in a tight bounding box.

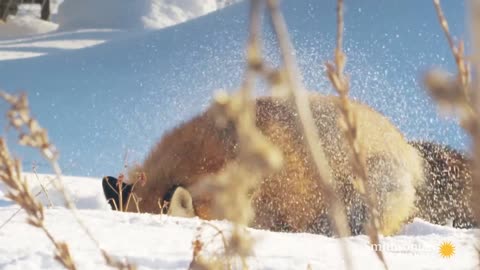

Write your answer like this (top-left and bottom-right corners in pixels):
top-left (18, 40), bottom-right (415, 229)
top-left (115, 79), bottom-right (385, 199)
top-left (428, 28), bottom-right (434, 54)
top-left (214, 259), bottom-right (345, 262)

top-left (0, 0), bottom-right (240, 40)
top-left (0, 0), bottom-right (476, 269)
top-left (0, 1), bottom-right (61, 39)
top-left (0, 174), bottom-right (477, 270)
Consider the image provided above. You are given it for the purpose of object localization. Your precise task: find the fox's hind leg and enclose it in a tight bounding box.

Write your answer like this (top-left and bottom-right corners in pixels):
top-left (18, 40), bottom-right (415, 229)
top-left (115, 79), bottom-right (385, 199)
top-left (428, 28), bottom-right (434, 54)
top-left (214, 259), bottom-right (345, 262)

top-left (102, 176), bottom-right (133, 211)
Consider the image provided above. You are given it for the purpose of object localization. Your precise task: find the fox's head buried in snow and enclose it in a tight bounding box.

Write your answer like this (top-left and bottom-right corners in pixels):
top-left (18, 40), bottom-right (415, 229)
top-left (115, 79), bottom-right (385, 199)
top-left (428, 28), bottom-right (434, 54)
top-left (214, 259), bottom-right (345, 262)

top-left (103, 93), bottom-right (425, 236)
top-left (103, 176), bottom-right (195, 218)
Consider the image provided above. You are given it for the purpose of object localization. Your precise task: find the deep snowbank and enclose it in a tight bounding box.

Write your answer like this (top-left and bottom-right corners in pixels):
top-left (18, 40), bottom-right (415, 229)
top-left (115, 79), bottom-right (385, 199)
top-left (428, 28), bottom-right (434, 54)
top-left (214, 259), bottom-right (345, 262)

top-left (0, 16), bottom-right (58, 39)
top-left (0, 174), bottom-right (477, 269)
top-left (0, 0), bottom-right (239, 39)
top-left (56, 0), bottom-right (230, 30)
top-left (0, 173), bottom-right (109, 210)
top-left (0, 5), bottom-right (58, 39)
top-left (1, 209), bottom-right (476, 270)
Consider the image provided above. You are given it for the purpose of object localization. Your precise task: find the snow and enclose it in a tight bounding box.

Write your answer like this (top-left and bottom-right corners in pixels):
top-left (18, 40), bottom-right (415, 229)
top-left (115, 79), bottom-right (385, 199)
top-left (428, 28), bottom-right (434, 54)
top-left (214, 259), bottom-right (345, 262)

top-left (56, 0), bottom-right (222, 30)
top-left (0, 16), bottom-right (58, 40)
top-left (0, 0), bottom-right (241, 40)
top-left (0, 174), bottom-right (477, 269)
top-left (0, 50), bottom-right (46, 61)
top-left (0, 173), bottom-right (109, 210)
top-left (0, 1), bottom-right (60, 40)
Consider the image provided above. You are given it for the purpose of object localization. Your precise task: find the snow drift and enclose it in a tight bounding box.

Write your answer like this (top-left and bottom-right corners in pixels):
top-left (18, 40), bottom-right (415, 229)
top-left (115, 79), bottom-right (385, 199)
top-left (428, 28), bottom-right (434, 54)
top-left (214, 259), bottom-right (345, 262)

top-left (0, 0), bottom-right (240, 39)
top-left (0, 16), bottom-right (58, 39)
top-left (0, 174), bottom-right (477, 270)
top-left (0, 4), bottom-right (59, 39)
top-left (55, 0), bottom-right (234, 30)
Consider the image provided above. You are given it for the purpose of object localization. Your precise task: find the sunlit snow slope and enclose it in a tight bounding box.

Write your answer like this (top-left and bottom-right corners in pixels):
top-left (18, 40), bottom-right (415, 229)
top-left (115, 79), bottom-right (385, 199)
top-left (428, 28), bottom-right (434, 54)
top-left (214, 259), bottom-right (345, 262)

top-left (0, 0), bottom-right (467, 178)
top-left (0, 0), bottom-right (240, 39)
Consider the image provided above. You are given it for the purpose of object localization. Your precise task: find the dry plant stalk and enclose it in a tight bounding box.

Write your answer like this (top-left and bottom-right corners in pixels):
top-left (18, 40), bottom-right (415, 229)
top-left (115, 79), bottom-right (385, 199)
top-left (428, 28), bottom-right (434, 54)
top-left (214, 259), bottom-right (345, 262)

top-left (0, 91), bottom-right (136, 270)
top-left (115, 152), bottom-right (148, 213)
top-left (264, 0), bottom-right (351, 239)
top-left (262, 0), bottom-right (354, 268)
top-left (189, 222), bottom-right (231, 270)
top-left (0, 174), bottom-right (57, 230)
top-left (213, 87), bottom-right (283, 260)
top-left (424, 0), bottom-right (480, 259)
top-left (33, 163), bottom-right (54, 207)
top-left (190, 55), bottom-right (283, 270)
top-left (191, 2), bottom-right (283, 269)
top-left (425, 0), bottom-right (479, 210)
top-left (109, 153), bottom-right (148, 213)
top-left (101, 172), bottom-right (145, 213)
top-left (0, 138), bottom-right (77, 270)
top-left (433, 0), bottom-right (470, 93)
top-left (118, 152), bottom-right (129, 212)
top-left (124, 171), bottom-right (147, 213)
top-left (470, 0), bottom-right (480, 233)
top-left (325, 0), bottom-right (387, 268)
top-left (426, 0), bottom-right (475, 127)
top-left (193, 0), bottom-right (356, 268)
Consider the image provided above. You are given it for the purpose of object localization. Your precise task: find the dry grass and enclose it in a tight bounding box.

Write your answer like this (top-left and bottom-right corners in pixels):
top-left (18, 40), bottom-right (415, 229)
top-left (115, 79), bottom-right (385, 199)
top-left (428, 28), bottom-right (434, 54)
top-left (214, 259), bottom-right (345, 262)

top-left (32, 163), bottom-right (54, 207)
top-left (105, 151), bottom-right (147, 213)
top-left (264, 0), bottom-right (355, 268)
top-left (264, 0), bottom-right (352, 240)
top-left (424, 0), bottom-right (477, 215)
top-left (117, 152), bottom-right (130, 212)
top-left (0, 91), bottom-right (137, 270)
top-left (189, 2), bottom-right (284, 265)
top-left (124, 171), bottom-right (147, 213)
top-left (190, 0), bottom-right (355, 269)
top-left (189, 222), bottom-right (232, 270)
top-left (467, 1), bottom-right (480, 235)
top-left (0, 174), bottom-right (57, 230)
top-left (325, 0), bottom-right (386, 268)
top-left (423, 0), bottom-right (480, 263)
top-left (0, 138), bottom-right (77, 270)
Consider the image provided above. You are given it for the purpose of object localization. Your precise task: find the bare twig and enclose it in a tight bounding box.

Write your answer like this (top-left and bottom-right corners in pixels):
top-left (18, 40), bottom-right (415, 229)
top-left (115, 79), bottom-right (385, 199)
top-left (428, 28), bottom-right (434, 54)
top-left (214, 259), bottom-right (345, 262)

top-left (124, 172), bottom-right (146, 213)
top-left (190, 2), bottom-right (284, 269)
top-left (0, 174), bottom-right (56, 230)
top-left (468, 0), bottom-right (480, 262)
top-left (265, 0), bottom-right (350, 237)
top-left (424, 0), bottom-right (480, 262)
top-left (33, 164), bottom-right (54, 207)
top-left (262, 0), bottom-right (352, 268)
top-left (325, 0), bottom-right (387, 268)
top-left (0, 138), bottom-right (77, 270)
top-left (433, 0), bottom-right (470, 93)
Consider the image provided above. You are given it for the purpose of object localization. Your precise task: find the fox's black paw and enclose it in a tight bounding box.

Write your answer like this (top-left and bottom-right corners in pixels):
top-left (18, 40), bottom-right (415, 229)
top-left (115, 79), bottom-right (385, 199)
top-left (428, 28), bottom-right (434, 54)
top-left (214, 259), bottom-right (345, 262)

top-left (102, 176), bottom-right (133, 211)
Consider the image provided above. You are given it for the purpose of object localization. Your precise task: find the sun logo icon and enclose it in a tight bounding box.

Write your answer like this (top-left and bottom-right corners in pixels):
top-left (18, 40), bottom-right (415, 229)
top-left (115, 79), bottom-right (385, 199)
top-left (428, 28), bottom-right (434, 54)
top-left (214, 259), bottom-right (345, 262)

top-left (439, 241), bottom-right (455, 258)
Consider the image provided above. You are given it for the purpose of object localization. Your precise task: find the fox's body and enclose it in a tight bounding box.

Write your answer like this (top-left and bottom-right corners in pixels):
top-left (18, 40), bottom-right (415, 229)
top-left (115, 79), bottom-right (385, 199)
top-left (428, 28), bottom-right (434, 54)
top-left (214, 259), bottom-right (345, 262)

top-left (410, 141), bottom-right (475, 228)
top-left (109, 94), bottom-right (424, 235)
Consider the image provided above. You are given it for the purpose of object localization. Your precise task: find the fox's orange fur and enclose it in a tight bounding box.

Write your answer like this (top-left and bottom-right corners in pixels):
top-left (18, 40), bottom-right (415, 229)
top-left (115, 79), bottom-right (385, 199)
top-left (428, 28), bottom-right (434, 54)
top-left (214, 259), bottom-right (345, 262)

top-left (410, 141), bottom-right (475, 228)
top-left (127, 93), bottom-right (424, 236)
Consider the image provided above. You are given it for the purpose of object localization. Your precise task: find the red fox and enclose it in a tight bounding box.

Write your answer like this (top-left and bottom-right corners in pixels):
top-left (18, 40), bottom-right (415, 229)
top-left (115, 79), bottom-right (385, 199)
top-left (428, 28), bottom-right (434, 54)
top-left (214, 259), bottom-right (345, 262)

top-left (409, 141), bottom-right (475, 228)
top-left (103, 93), bottom-right (424, 236)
